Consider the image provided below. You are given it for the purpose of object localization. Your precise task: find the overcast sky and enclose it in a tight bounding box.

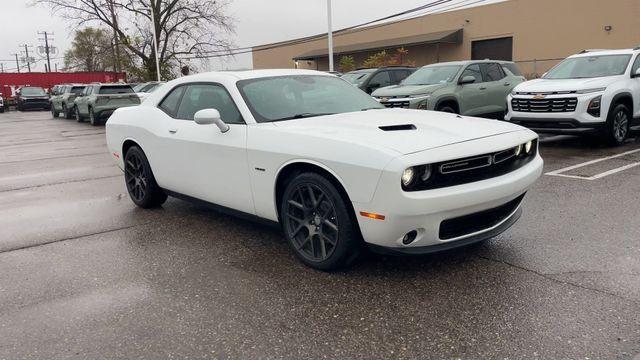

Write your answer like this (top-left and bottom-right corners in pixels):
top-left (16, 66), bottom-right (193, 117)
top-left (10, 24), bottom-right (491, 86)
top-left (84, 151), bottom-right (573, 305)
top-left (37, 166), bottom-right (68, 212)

top-left (0, 0), bottom-right (504, 73)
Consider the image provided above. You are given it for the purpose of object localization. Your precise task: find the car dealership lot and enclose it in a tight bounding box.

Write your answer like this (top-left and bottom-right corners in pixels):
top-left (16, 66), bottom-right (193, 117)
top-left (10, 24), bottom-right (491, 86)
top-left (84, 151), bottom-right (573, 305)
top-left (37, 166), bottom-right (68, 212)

top-left (0, 111), bottom-right (639, 358)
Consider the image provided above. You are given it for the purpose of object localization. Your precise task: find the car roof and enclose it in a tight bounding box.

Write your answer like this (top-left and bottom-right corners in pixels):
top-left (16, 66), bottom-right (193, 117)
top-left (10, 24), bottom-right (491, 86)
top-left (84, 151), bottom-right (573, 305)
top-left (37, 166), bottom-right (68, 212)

top-left (569, 48), bottom-right (639, 58)
top-left (176, 69), bottom-right (334, 82)
top-left (421, 59), bottom-right (515, 68)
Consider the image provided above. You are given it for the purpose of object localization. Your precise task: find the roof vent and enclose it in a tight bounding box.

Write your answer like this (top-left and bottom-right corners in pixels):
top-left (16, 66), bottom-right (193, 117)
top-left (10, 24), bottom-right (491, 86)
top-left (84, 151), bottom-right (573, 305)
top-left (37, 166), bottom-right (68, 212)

top-left (379, 124), bottom-right (416, 131)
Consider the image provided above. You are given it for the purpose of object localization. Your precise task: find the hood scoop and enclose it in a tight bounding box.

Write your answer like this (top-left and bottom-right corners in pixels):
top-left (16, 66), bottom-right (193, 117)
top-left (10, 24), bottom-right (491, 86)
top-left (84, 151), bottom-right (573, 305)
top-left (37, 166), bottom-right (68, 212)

top-left (379, 124), bottom-right (416, 131)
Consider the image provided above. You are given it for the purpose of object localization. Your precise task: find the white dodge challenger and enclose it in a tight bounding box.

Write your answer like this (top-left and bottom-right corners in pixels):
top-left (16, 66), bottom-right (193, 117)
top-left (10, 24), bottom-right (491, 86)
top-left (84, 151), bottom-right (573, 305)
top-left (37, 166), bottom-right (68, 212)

top-left (106, 69), bottom-right (543, 270)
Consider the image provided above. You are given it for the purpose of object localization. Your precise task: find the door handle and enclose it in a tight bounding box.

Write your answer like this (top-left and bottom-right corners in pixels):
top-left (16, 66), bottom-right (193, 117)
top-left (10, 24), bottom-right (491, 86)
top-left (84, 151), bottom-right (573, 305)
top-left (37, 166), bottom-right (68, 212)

top-left (168, 129), bottom-right (178, 134)
top-left (479, 87), bottom-right (487, 90)
top-left (504, 83), bottom-right (511, 86)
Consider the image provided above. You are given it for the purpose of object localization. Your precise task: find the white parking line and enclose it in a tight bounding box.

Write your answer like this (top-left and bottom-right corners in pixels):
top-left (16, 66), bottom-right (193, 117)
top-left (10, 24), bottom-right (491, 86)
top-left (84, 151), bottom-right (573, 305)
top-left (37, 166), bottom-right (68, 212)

top-left (545, 148), bottom-right (640, 180)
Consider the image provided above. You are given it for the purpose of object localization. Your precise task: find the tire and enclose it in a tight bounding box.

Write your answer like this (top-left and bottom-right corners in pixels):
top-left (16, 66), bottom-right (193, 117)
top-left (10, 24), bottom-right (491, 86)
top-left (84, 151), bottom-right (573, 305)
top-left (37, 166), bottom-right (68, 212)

top-left (75, 106), bottom-right (84, 122)
top-left (89, 107), bottom-right (99, 126)
top-left (603, 103), bottom-right (630, 146)
top-left (51, 106), bottom-right (58, 118)
top-left (436, 103), bottom-right (458, 114)
top-left (62, 104), bottom-right (72, 119)
top-left (124, 146), bottom-right (167, 208)
top-left (280, 172), bottom-right (361, 271)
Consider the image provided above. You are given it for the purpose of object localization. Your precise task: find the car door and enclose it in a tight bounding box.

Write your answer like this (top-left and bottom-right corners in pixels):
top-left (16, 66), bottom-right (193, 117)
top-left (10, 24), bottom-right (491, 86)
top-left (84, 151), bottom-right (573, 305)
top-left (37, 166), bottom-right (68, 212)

top-left (456, 64), bottom-right (487, 116)
top-left (78, 86), bottom-right (91, 115)
top-left (154, 83), bottom-right (254, 213)
top-left (480, 63), bottom-right (510, 115)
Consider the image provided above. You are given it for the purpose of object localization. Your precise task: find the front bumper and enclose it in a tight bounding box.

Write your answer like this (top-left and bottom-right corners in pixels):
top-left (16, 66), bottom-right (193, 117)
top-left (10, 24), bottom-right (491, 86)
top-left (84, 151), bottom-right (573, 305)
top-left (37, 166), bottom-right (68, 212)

top-left (376, 96), bottom-right (428, 109)
top-left (352, 132), bottom-right (543, 251)
top-left (19, 100), bottom-right (50, 110)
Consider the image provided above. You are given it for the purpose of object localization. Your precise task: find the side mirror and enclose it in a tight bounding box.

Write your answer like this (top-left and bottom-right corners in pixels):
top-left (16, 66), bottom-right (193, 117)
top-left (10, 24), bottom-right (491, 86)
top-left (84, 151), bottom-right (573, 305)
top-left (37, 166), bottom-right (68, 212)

top-left (194, 108), bottom-right (230, 133)
top-left (459, 76), bottom-right (476, 85)
top-left (632, 68), bottom-right (640, 78)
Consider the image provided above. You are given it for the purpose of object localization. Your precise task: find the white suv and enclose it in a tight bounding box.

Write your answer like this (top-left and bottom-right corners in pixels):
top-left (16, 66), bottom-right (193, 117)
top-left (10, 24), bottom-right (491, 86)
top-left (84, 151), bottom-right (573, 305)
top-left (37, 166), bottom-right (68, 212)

top-left (506, 48), bottom-right (640, 145)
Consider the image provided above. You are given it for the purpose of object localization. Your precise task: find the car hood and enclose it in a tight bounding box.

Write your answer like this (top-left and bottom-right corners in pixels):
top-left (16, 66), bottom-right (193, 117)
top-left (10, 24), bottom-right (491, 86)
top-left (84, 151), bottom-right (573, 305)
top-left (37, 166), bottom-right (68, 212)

top-left (514, 77), bottom-right (620, 93)
top-left (20, 95), bottom-right (49, 99)
top-left (372, 84), bottom-right (446, 97)
top-left (272, 109), bottom-right (524, 155)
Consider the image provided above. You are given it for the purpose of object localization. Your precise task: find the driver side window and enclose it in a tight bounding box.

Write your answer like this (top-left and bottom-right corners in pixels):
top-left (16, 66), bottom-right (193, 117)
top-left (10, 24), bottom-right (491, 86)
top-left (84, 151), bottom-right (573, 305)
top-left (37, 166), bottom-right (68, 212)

top-left (460, 64), bottom-right (483, 83)
top-left (368, 71), bottom-right (392, 88)
top-left (175, 84), bottom-right (244, 124)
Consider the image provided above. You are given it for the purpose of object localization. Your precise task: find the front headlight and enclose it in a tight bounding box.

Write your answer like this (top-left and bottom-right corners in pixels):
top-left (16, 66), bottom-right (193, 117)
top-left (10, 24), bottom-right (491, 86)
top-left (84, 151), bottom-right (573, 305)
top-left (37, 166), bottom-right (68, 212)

top-left (576, 88), bottom-right (606, 94)
top-left (524, 140), bottom-right (533, 154)
top-left (408, 94), bottom-right (431, 99)
top-left (401, 167), bottom-right (415, 187)
top-left (587, 95), bottom-right (602, 117)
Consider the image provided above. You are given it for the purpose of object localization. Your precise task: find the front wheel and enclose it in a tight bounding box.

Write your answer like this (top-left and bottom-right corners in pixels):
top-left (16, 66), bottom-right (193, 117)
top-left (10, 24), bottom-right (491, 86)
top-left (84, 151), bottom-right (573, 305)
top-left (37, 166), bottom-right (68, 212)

top-left (604, 104), bottom-right (630, 146)
top-left (124, 146), bottom-right (167, 208)
top-left (89, 107), bottom-right (99, 126)
top-left (75, 106), bottom-right (83, 122)
top-left (436, 103), bottom-right (458, 114)
top-left (280, 172), bottom-right (361, 271)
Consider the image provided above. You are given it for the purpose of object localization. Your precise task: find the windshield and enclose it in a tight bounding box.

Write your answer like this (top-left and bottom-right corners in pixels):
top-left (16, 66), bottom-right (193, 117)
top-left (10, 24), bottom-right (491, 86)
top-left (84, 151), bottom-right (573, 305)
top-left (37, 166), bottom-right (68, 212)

top-left (20, 87), bottom-right (46, 96)
top-left (401, 65), bottom-right (461, 85)
top-left (99, 85), bottom-right (134, 94)
top-left (237, 75), bottom-right (384, 123)
top-left (544, 55), bottom-right (631, 79)
top-left (341, 70), bottom-right (374, 85)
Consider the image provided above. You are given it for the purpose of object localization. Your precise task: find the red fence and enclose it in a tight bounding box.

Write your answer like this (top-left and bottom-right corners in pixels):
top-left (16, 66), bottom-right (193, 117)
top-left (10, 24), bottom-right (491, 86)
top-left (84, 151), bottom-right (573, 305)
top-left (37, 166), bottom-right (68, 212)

top-left (0, 72), bottom-right (127, 101)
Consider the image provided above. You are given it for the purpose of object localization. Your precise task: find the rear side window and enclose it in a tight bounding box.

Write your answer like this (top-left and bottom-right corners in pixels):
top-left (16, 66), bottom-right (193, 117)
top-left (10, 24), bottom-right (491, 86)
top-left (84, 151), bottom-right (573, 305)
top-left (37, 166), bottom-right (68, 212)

top-left (99, 85), bottom-right (134, 94)
top-left (482, 63), bottom-right (506, 81)
top-left (501, 63), bottom-right (523, 76)
top-left (176, 84), bottom-right (243, 124)
top-left (70, 87), bottom-right (85, 95)
top-left (369, 71), bottom-right (392, 87)
top-left (159, 86), bottom-right (186, 116)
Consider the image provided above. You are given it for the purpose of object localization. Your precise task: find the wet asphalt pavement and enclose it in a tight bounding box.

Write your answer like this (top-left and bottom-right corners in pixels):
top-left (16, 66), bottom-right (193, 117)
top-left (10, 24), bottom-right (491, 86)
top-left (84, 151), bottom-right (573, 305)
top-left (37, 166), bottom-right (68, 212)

top-left (0, 110), bottom-right (639, 359)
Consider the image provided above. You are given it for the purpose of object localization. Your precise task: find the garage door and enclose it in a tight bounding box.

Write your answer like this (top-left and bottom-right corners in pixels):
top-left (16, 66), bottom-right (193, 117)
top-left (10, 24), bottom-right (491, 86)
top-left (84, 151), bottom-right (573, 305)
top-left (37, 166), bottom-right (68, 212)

top-left (471, 37), bottom-right (513, 61)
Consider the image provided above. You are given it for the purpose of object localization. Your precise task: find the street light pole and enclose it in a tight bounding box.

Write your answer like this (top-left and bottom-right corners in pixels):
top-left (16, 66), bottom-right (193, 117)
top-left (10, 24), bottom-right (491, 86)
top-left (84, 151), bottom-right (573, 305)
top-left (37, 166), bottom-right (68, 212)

top-left (148, 2), bottom-right (161, 82)
top-left (327, 0), bottom-right (334, 72)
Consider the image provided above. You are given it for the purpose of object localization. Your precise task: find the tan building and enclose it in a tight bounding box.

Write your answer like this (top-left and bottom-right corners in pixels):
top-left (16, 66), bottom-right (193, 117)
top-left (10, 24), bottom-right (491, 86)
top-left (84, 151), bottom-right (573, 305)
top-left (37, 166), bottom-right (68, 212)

top-left (252, 0), bottom-right (640, 77)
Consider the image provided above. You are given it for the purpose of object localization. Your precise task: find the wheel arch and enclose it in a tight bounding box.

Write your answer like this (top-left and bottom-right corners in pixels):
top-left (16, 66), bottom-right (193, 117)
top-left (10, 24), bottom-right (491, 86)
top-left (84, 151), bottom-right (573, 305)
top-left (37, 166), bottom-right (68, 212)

top-left (273, 161), bottom-right (360, 230)
top-left (610, 92), bottom-right (633, 115)
top-left (122, 138), bottom-right (143, 158)
top-left (434, 96), bottom-right (460, 113)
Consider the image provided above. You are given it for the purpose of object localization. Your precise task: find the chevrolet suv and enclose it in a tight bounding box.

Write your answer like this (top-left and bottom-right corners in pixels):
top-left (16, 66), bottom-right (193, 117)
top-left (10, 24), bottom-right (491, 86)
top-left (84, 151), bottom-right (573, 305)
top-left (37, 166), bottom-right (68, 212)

top-left (341, 67), bottom-right (415, 94)
top-left (51, 84), bottom-right (85, 119)
top-left (506, 48), bottom-right (640, 145)
top-left (372, 60), bottom-right (525, 119)
top-left (16, 86), bottom-right (50, 111)
top-left (73, 83), bottom-right (140, 125)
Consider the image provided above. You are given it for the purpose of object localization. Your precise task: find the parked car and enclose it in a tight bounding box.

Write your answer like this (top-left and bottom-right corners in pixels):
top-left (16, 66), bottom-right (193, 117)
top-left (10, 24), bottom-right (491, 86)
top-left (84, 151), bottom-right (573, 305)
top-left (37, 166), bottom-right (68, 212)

top-left (506, 48), bottom-right (640, 145)
top-left (134, 81), bottom-right (165, 102)
top-left (0, 96), bottom-right (4, 113)
top-left (74, 83), bottom-right (140, 125)
top-left (51, 84), bottom-right (86, 119)
top-left (105, 69), bottom-right (542, 270)
top-left (372, 60), bottom-right (525, 119)
top-left (15, 86), bottom-right (50, 111)
top-left (342, 66), bottom-right (415, 94)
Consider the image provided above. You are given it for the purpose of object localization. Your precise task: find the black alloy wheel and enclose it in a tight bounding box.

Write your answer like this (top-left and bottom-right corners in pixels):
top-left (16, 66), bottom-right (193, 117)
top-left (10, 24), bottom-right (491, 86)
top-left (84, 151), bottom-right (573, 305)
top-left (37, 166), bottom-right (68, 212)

top-left (124, 146), bottom-right (167, 208)
top-left (605, 104), bottom-right (630, 146)
top-left (281, 172), bottom-right (360, 270)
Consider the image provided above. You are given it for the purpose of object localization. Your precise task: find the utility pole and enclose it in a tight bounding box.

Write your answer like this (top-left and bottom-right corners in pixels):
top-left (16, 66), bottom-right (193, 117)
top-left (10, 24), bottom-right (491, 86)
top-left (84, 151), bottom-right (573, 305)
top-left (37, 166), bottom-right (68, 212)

top-left (38, 31), bottom-right (53, 73)
top-left (327, 0), bottom-right (334, 72)
top-left (12, 54), bottom-right (20, 73)
top-left (21, 44), bottom-right (32, 72)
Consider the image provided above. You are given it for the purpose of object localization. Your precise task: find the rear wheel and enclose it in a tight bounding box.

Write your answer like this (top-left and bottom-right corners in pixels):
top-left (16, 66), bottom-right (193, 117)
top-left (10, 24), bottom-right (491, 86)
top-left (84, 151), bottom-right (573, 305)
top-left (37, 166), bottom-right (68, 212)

top-left (280, 172), bottom-right (361, 271)
top-left (124, 146), bottom-right (167, 208)
top-left (62, 104), bottom-right (72, 119)
top-left (604, 103), bottom-right (630, 146)
top-left (51, 106), bottom-right (58, 118)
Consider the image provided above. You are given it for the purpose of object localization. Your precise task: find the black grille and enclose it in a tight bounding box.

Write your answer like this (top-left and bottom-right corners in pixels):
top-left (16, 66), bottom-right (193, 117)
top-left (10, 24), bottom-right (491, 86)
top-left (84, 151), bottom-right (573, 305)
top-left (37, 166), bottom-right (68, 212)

top-left (381, 101), bottom-right (410, 108)
top-left (404, 140), bottom-right (538, 191)
top-left (511, 98), bottom-right (577, 112)
top-left (439, 194), bottom-right (525, 240)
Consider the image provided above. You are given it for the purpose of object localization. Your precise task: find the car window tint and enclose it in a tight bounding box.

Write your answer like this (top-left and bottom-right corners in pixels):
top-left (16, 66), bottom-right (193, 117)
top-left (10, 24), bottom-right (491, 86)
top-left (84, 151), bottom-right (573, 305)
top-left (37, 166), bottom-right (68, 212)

top-left (392, 70), bottom-right (411, 83)
top-left (632, 55), bottom-right (640, 75)
top-left (99, 85), bottom-right (134, 94)
top-left (502, 63), bottom-right (523, 76)
top-left (482, 63), bottom-right (506, 81)
top-left (460, 64), bottom-right (483, 83)
top-left (176, 84), bottom-right (243, 124)
top-left (369, 71), bottom-right (392, 87)
top-left (159, 86), bottom-right (185, 116)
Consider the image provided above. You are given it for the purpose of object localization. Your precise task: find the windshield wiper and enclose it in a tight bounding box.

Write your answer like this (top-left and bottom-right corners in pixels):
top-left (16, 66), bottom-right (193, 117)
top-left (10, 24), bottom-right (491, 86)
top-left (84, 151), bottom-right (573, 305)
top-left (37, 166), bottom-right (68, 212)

top-left (271, 112), bottom-right (335, 122)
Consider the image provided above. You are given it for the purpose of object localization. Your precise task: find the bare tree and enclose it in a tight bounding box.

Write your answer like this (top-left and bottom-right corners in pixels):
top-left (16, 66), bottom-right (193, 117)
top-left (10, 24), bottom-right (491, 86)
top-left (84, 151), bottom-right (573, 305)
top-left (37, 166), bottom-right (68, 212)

top-left (35, 0), bottom-right (235, 79)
